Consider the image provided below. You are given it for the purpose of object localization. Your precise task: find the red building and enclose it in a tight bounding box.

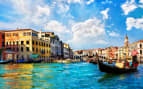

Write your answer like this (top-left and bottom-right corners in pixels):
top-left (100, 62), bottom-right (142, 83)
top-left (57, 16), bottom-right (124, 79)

top-left (2, 50), bottom-right (16, 60)
top-left (0, 31), bottom-right (16, 61)
top-left (108, 47), bottom-right (118, 59)
top-left (0, 32), bottom-right (5, 49)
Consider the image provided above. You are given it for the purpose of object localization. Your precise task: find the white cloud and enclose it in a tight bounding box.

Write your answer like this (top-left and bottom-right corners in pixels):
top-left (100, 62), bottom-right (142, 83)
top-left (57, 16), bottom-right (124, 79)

top-left (140, 0), bottom-right (143, 4)
top-left (67, 0), bottom-right (82, 4)
top-left (139, 0), bottom-right (143, 8)
top-left (108, 31), bottom-right (120, 37)
top-left (121, 0), bottom-right (137, 15)
top-left (68, 18), bottom-right (108, 49)
top-left (0, 22), bottom-right (27, 29)
top-left (86, 0), bottom-right (94, 5)
top-left (45, 20), bottom-right (71, 41)
top-left (126, 17), bottom-right (143, 30)
top-left (57, 3), bottom-right (69, 14)
top-left (45, 20), bottom-right (69, 33)
top-left (37, 5), bottom-right (50, 17)
top-left (101, 8), bottom-right (110, 19)
top-left (0, 0), bottom-right (51, 29)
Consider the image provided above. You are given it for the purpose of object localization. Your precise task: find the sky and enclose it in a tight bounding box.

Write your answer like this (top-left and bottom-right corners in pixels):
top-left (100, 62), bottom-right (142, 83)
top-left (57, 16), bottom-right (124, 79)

top-left (0, 0), bottom-right (143, 50)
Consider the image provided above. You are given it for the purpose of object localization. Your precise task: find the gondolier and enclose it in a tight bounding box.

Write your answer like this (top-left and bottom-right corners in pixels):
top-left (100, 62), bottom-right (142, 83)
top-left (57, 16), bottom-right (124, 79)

top-left (131, 49), bottom-right (139, 67)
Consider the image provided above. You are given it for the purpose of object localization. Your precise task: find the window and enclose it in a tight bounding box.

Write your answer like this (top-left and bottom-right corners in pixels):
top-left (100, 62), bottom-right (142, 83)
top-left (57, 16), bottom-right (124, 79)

top-left (42, 35), bottom-right (45, 37)
top-left (140, 50), bottom-right (142, 54)
top-left (44, 43), bottom-right (45, 47)
top-left (6, 42), bottom-right (8, 46)
top-left (32, 40), bottom-right (35, 45)
top-left (32, 33), bottom-right (38, 37)
top-left (2, 34), bottom-right (4, 39)
top-left (21, 41), bottom-right (24, 45)
top-left (21, 47), bottom-right (24, 52)
top-left (7, 33), bottom-right (11, 37)
top-left (9, 41), bottom-right (11, 45)
top-left (28, 32), bottom-right (31, 36)
top-left (13, 47), bottom-right (15, 51)
top-left (45, 34), bottom-right (49, 37)
top-left (13, 33), bottom-right (18, 36)
top-left (2, 42), bottom-right (4, 47)
top-left (17, 55), bottom-right (19, 59)
top-left (32, 47), bottom-right (35, 52)
top-left (17, 41), bottom-right (19, 45)
top-left (26, 47), bottom-right (29, 52)
top-left (36, 41), bottom-right (38, 45)
top-left (140, 44), bottom-right (142, 48)
top-left (46, 44), bottom-right (48, 47)
top-left (42, 43), bottom-right (43, 46)
top-left (26, 41), bottom-right (29, 44)
top-left (36, 48), bottom-right (38, 52)
top-left (17, 47), bottom-right (19, 51)
top-left (23, 32), bottom-right (31, 36)
top-left (13, 41), bottom-right (15, 45)
top-left (23, 32), bottom-right (26, 36)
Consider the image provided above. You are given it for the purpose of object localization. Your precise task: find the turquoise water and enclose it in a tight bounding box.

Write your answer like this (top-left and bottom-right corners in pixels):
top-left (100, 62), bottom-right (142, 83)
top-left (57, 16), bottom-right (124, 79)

top-left (0, 62), bottom-right (143, 89)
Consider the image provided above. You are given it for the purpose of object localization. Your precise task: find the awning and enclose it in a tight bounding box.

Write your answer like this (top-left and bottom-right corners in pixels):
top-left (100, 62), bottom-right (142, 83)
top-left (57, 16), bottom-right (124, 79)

top-left (31, 55), bottom-right (40, 58)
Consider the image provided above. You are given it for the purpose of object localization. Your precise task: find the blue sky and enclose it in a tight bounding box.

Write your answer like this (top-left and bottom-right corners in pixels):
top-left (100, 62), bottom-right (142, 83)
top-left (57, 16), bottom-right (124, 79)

top-left (0, 0), bottom-right (143, 50)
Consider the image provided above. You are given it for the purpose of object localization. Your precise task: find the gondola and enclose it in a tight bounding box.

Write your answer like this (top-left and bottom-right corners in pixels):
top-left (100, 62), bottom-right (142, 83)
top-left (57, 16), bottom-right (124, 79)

top-left (0, 60), bottom-right (14, 64)
top-left (96, 54), bottom-right (137, 74)
top-left (97, 60), bottom-right (137, 74)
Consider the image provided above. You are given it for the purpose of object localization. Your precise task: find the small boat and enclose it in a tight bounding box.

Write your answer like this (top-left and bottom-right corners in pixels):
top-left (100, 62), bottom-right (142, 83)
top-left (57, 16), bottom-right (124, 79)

top-left (89, 60), bottom-right (97, 64)
top-left (87, 58), bottom-right (97, 64)
top-left (97, 60), bottom-right (137, 74)
top-left (0, 60), bottom-right (14, 64)
top-left (15, 59), bottom-right (43, 63)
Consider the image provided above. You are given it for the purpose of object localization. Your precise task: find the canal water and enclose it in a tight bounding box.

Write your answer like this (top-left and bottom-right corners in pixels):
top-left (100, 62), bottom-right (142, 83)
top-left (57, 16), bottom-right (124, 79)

top-left (0, 62), bottom-right (143, 89)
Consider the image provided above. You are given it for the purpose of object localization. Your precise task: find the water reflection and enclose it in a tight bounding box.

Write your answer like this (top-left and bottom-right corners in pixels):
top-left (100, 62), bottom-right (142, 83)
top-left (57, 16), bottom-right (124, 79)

top-left (3, 64), bottom-right (33, 89)
top-left (0, 63), bottom-right (143, 89)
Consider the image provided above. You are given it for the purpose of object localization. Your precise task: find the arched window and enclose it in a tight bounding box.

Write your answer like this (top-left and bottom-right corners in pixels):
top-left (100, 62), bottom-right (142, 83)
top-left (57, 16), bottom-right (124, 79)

top-left (17, 41), bottom-right (19, 45)
top-left (140, 44), bottom-right (142, 48)
top-left (140, 50), bottom-right (142, 54)
top-left (6, 42), bottom-right (8, 46)
top-left (13, 41), bottom-right (15, 45)
top-left (9, 41), bottom-right (11, 45)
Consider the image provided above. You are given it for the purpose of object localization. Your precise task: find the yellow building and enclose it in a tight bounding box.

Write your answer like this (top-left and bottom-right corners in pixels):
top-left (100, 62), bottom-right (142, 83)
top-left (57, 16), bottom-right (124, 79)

top-left (4, 29), bottom-right (50, 61)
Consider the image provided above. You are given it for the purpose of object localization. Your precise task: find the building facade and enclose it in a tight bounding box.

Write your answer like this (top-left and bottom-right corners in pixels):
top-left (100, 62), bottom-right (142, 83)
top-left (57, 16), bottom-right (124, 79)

top-left (0, 29), bottom-right (73, 61)
top-left (3, 29), bottom-right (50, 61)
top-left (63, 43), bottom-right (73, 59)
top-left (0, 32), bottom-right (5, 49)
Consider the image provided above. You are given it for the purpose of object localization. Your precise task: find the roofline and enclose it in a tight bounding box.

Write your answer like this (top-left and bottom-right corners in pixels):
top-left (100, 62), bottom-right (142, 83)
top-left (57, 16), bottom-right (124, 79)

top-left (0, 29), bottom-right (38, 33)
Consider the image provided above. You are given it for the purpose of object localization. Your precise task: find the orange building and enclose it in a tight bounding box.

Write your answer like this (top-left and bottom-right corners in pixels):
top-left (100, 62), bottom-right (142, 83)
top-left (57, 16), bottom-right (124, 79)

top-left (105, 46), bottom-right (118, 59)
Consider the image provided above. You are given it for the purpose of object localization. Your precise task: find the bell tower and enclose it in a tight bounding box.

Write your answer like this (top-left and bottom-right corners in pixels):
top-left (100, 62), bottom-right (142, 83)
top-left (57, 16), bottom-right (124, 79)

top-left (124, 34), bottom-right (128, 47)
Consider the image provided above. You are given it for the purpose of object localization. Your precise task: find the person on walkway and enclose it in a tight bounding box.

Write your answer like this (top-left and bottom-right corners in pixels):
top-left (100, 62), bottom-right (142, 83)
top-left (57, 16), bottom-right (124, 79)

top-left (131, 49), bottom-right (139, 67)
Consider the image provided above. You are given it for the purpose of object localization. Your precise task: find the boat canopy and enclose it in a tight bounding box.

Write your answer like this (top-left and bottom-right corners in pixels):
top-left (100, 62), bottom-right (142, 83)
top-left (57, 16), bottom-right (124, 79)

top-left (31, 55), bottom-right (40, 58)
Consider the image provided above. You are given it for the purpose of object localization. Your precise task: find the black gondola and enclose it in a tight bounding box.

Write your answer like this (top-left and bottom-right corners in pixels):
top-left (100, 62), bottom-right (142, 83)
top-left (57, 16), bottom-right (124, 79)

top-left (96, 54), bottom-right (137, 74)
top-left (97, 60), bottom-right (137, 74)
